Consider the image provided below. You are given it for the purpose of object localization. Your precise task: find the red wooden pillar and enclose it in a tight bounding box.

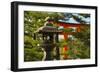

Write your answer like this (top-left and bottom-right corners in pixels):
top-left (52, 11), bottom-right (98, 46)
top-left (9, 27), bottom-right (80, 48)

top-left (77, 27), bottom-right (80, 32)
top-left (63, 27), bottom-right (69, 59)
top-left (76, 25), bottom-right (81, 32)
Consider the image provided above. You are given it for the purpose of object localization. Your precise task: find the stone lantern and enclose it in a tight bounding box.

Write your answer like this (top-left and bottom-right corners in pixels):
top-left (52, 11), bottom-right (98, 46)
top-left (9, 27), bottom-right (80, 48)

top-left (36, 25), bottom-right (62, 60)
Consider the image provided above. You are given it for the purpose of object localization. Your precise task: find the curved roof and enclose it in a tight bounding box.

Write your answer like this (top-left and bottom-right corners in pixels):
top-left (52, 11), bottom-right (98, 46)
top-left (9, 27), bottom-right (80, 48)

top-left (58, 13), bottom-right (90, 24)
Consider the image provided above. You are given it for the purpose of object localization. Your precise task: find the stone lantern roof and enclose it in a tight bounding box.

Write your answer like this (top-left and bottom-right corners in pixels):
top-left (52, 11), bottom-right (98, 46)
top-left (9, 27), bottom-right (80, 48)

top-left (36, 26), bottom-right (62, 33)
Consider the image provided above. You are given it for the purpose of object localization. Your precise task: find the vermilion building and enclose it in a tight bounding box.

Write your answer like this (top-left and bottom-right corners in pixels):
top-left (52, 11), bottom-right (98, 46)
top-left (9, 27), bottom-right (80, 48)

top-left (49, 17), bottom-right (90, 59)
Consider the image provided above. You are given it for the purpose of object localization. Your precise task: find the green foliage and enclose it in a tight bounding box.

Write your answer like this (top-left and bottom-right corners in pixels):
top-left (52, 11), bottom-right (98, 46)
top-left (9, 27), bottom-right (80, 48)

top-left (24, 48), bottom-right (44, 61)
top-left (57, 39), bottom-right (67, 48)
top-left (73, 26), bottom-right (90, 47)
top-left (24, 35), bottom-right (44, 61)
top-left (66, 26), bottom-right (90, 59)
top-left (60, 28), bottom-right (74, 33)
